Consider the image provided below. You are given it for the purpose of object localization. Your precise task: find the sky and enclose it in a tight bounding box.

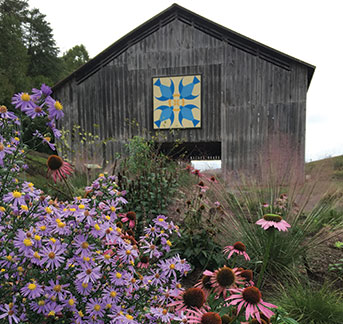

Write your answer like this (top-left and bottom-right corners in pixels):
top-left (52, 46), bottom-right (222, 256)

top-left (28, 0), bottom-right (343, 162)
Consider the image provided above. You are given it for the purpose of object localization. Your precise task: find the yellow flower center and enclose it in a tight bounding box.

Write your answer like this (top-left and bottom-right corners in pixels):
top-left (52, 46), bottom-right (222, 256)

top-left (0, 105), bottom-right (7, 113)
top-left (79, 204), bottom-right (85, 209)
top-left (21, 93), bottom-right (30, 101)
top-left (45, 207), bottom-right (52, 214)
top-left (104, 254), bottom-right (111, 260)
top-left (21, 205), bottom-right (28, 211)
top-left (12, 191), bottom-right (22, 199)
top-left (54, 101), bottom-right (63, 110)
top-left (166, 240), bottom-right (172, 246)
top-left (169, 264), bottom-right (175, 269)
top-left (54, 285), bottom-right (62, 292)
top-left (58, 222), bottom-right (66, 228)
top-left (94, 224), bottom-right (101, 231)
top-left (40, 225), bottom-right (46, 231)
top-left (48, 311), bottom-right (55, 316)
top-left (38, 300), bottom-right (45, 306)
top-left (28, 283), bottom-right (36, 290)
top-left (0, 144), bottom-right (4, 152)
top-left (34, 235), bottom-right (41, 241)
top-left (82, 283), bottom-right (88, 288)
top-left (116, 272), bottom-right (122, 279)
top-left (48, 252), bottom-right (55, 259)
top-left (110, 291), bottom-right (117, 298)
top-left (68, 298), bottom-right (75, 306)
top-left (23, 238), bottom-right (33, 247)
top-left (33, 252), bottom-right (40, 259)
top-left (81, 242), bottom-right (89, 249)
top-left (0, 206), bottom-right (5, 212)
top-left (126, 250), bottom-right (131, 255)
top-left (94, 304), bottom-right (101, 311)
top-left (110, 206), bottom-right (116, 212)
top-left (126, 315), bottom-right (133, 320)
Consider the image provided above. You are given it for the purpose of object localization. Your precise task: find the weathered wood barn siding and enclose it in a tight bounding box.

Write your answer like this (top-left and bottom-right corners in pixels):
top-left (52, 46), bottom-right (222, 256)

top-left (53, 4), bottom-right (314, 175)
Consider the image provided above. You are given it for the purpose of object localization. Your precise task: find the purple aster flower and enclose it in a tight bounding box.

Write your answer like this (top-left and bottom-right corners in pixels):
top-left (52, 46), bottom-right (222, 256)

top-left (13, 230), bottom-right (34, 257)
top-left (76, 264), bottom-right (102, 284)
top-left (47, 121), bottom-right (61, 139)
top-left (117, 243), bottom-right (138, 264)
top-left (11, 92), bottom-right (35, 112)
top-left (29, 299), bottom-right (48, 314)
top-left (41, 84), bottom-right (52, 96)
top-left (109, 270), bottom-right (126, 286)
top-left (75, 280), bottom-right (93, 296)
top-left (0, 105), bottom-right (17, 120)
top-left (44, 301), bottom-right (64, 317)
top-left (21, 281), bottom-right (44, 299)
top-left (150, 307), bottom-right (176, 323)
top-left (46, 279), bottom-right (70, 300)
top-left (24, 104), bottom-right (46, 119)
top-left (153, 215), bottom-right (170, 229)
top-left (73, 235), bottom-right (94, 258)
top-left (86, 298), bottom-right (105, 318)
top-left (40, 242), bottom-right (66, 269)
top-left (45, 96), bottom-right (64, 120)
top-left (0, 303), bottom-right (20, 324)
top-left (0, 141), bottom-right (15, 166)
top-left (141, 239), bottom-right (163, 258)
top-left (3, 191), bottom-right (26, 206)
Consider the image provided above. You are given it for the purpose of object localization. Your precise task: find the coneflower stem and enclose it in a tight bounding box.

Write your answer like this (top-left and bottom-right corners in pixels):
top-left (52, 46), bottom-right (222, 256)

top-left (231, 254), bottom-right (237, 268)
top-left (257, 229), bottom-right (274, 288)
top-left (58, 170), bottom-right (74, 200)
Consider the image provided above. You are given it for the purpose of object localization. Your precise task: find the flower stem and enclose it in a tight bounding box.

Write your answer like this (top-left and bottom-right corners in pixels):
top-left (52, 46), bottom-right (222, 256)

top-left (257, 229), bottom-right (274, 288)
top-left (58, 169), bottom-right (74, 200)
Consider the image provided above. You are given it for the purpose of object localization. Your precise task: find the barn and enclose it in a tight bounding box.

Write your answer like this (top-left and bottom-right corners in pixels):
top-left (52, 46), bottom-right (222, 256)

top-left (53, 3), bottom-right (315, 175)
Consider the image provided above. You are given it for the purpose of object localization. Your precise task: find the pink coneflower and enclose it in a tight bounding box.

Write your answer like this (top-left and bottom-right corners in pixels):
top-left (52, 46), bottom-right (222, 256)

top-left (227, 286), bottom-right (276, 323)
top-left (207, 266), bottom-right (243, 298)
top-left (167, 287), bottom-right (206, 313)
top-left (256, 214), bottom-right (291, 232)
top-left (223, 241), bottom-right (250, 261)
top-left (137, 255), bottom-right (150, 268)
top-left (47, 155), bottom-right (73, 183)
top-left (121, 211), bottom-right (136, 228)
top-left (187, 308), bottom-right (222, 324)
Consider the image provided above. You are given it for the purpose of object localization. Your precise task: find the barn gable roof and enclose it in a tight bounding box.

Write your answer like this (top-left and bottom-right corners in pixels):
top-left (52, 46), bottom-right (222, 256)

top-left (53, 3), bottom-right (315, 90)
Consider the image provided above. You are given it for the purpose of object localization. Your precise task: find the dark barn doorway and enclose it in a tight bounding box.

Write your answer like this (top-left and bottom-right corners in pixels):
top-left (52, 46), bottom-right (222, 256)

top-left (157, 142), bottom-right (221, 161)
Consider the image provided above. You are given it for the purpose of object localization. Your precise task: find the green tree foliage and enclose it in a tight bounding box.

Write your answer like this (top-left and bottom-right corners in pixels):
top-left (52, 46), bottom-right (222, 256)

top-left (24, 8), bottom-right (63, 87)
top-left (0, 0), bottom-right (89, 105)
top-left (0, 0), bottom-right (30, 105)
top-left (61, 44), bottom-right (89, 78)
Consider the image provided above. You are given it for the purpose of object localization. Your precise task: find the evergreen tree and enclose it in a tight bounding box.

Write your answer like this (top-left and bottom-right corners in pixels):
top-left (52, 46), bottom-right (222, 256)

top-left (25, 8), bottom-right (63, 87)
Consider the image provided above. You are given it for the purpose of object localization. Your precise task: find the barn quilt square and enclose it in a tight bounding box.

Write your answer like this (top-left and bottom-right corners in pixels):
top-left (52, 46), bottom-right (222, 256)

top-left (153, 75), bottom-right (201, 129)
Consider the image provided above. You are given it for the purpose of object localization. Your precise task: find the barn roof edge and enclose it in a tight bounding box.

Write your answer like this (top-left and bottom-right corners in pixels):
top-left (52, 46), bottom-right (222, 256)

top-left (53, 3), bottom-right (315, 91)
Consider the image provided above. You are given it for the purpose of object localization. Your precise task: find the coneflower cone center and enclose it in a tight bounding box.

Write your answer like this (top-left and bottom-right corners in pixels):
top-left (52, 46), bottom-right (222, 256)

top-left (47, 155), bottom-right (63, 170)
top-left (182, 288), bottom-right (205, 308)
top-left (126, 211), bottom-right (136, 220)
top-left (242, 287), bottom-right (262, 304)
top-left (140, 255), bottom-right (149, 263)
top-left (201, 312), bottom-right (222, 324)
top-left (263, 214), bottom-right (282, 222)
top-left (241, 270), bottom-right (253, 281)
top-left (216, 267), bottom-right (235, 287)
top-left (202, 275), bottom-right (213, 289)
top-left (233, 241), bottom-right (246, 252)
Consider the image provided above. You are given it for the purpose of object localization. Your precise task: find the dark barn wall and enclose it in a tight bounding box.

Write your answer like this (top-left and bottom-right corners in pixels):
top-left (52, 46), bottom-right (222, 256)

top-left (54, 16), bottom-right (309, 174)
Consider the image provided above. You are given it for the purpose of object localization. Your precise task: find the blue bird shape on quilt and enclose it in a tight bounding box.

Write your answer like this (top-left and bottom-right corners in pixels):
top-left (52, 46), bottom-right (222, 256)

top-left (154, 79), bottom-right (175, 101)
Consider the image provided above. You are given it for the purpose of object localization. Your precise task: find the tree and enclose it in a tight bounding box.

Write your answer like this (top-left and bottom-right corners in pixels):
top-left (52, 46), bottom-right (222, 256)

top-left (0, 0), bottom-right (30, 105)
top-left (25, 8), bottom-right (63, 87)
top-left (61, 44), bottom-right (90, 78)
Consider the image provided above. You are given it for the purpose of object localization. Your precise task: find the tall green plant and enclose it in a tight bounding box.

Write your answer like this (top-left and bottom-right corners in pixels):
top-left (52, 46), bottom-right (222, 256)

top-left (116, 136), bottom-right (180, 237)
top-left (206, 172), bottom-right (343, 285)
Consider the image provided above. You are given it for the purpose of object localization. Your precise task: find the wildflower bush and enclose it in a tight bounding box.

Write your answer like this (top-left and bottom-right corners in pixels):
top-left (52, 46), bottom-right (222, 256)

top-left (116, 136), bottom-right (180, 237)
top-left (0, 86), bottom-right (192, 323)
top-left (172, 165), bottom-right (226, 273)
